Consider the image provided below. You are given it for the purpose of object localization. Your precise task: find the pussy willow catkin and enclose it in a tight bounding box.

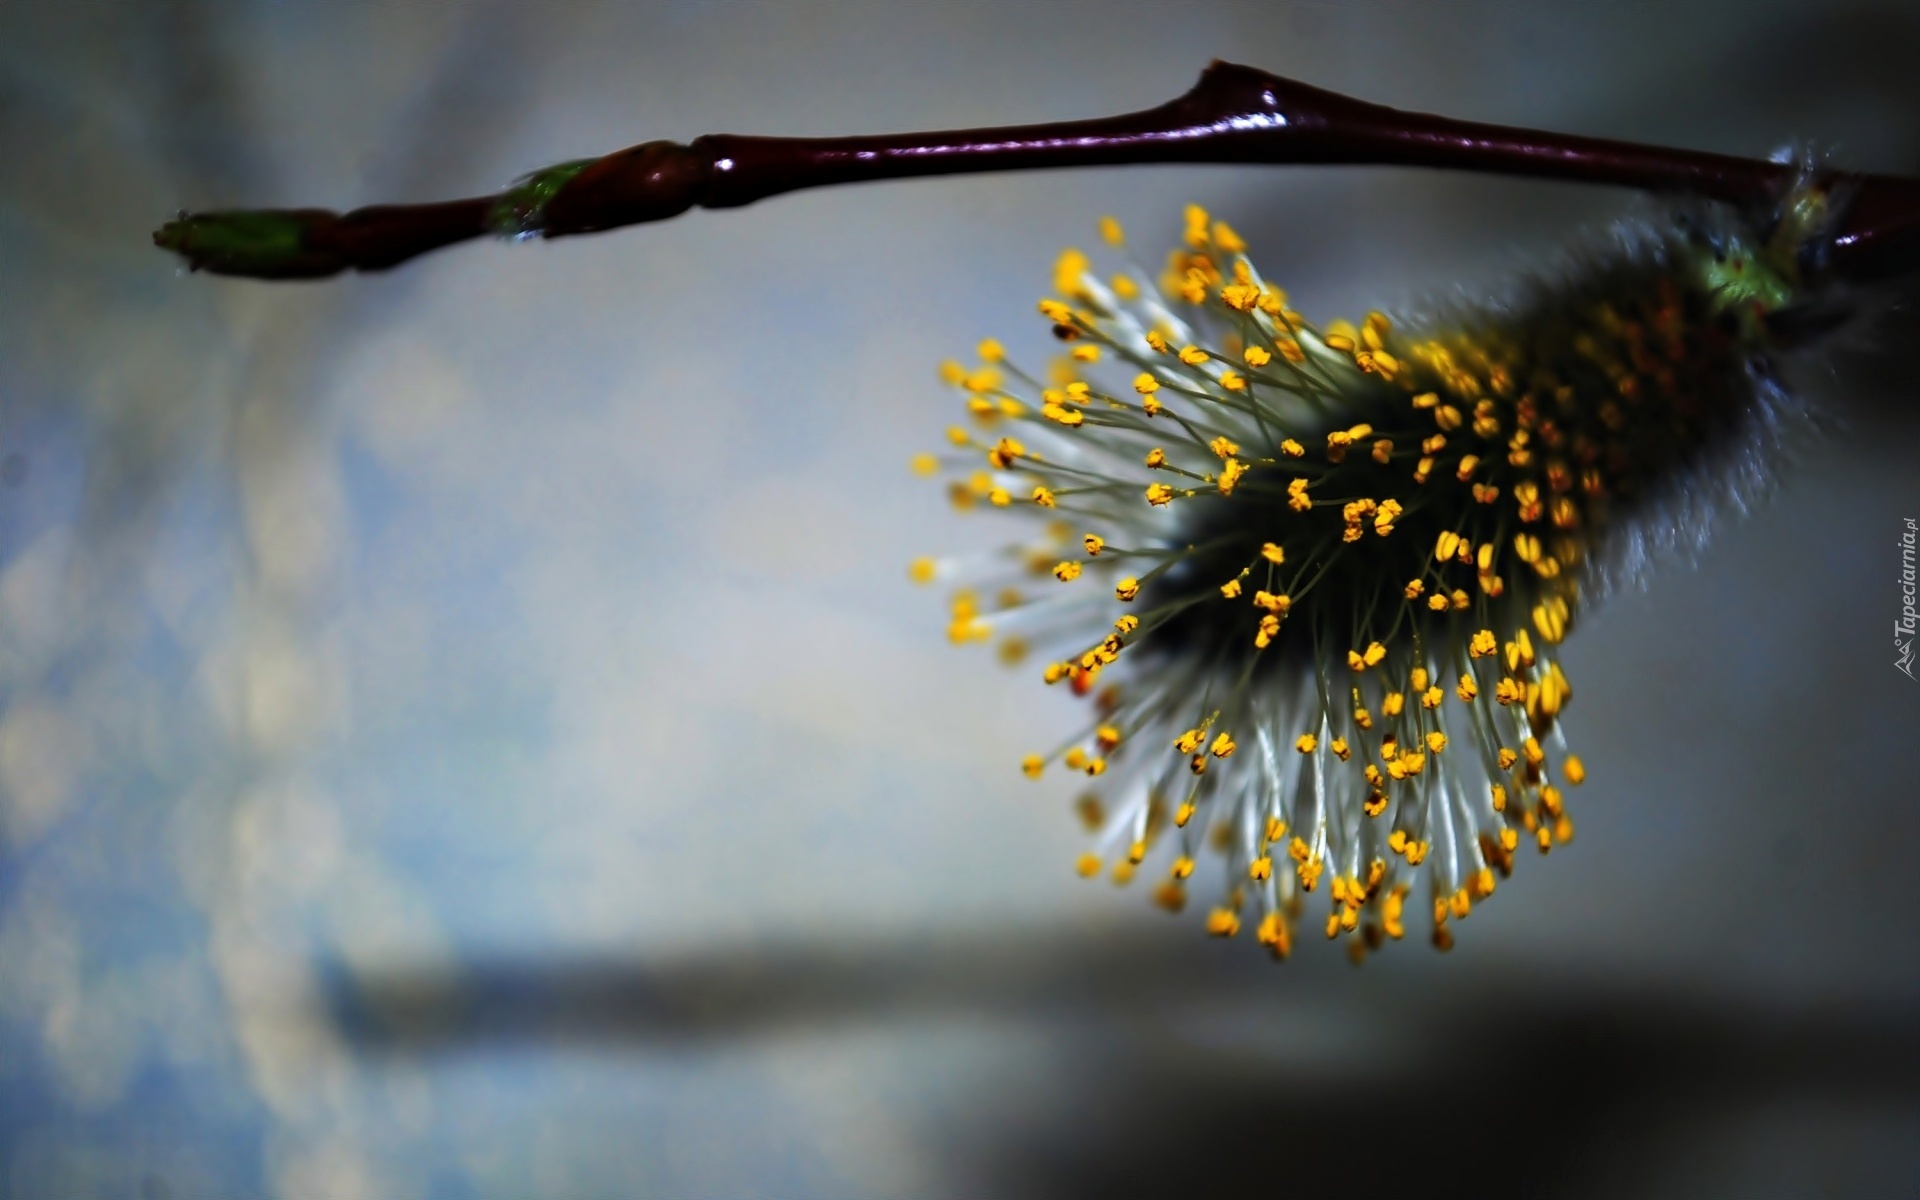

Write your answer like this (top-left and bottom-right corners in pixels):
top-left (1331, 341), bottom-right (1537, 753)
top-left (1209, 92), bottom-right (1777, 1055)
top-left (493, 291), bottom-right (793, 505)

top-left (917, 191), bottom-right (1827, 962)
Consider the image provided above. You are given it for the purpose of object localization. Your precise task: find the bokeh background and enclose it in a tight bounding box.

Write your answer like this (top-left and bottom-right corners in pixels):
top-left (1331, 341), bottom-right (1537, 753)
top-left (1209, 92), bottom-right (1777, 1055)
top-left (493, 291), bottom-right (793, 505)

top-left (3, 2), bottom-right (1920, 1196)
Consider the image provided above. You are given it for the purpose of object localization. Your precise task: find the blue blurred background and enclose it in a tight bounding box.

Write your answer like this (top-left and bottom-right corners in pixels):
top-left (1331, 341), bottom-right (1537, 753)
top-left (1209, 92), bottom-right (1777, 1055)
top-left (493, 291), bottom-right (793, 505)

top-left (2, 2), bottom-right (1919, 1196)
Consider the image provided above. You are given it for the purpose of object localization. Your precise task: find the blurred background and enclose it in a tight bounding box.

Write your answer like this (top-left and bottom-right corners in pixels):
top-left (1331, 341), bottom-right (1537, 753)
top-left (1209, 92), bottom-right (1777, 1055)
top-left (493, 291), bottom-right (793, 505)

top-left (2, 2), bottom-right (1919, 1196)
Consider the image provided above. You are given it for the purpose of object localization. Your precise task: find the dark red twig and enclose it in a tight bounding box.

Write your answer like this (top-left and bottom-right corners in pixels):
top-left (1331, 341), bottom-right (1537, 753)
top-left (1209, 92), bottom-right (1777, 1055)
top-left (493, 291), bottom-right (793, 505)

top-left (153, 61), bottom-right (1920, 283)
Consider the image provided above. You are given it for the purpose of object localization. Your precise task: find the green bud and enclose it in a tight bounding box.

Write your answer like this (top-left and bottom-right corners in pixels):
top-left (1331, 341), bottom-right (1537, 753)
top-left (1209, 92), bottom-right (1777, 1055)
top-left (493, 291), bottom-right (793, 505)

top-left (151, 209), bottom-right (342, 278)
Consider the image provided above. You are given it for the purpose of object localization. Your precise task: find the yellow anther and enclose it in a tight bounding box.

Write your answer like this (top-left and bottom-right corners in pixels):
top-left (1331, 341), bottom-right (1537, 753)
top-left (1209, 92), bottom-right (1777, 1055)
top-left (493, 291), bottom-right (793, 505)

top-left (910, 557), bottom-right (937, 585)
top-left (1373, 498), bottom-right (1404, 537)
top-left (1213, 220), bottom-right (1246, 253)
top-left (1041, 403), bottom-right (1085, 426)
top-left (1347, 649), bottom-right (1366, 672)
top-left (1140, 395), bottom-right (1163, 416)
top-left (1174, 729), bottom-right (1204, 755)
top-left (1053, 561), bottom-right (1082, 582)
top-left (1183, 204), bottom-right (1211, 247)
top-left (1456, 454), bottom-right (1480, 480)
top-left (1299, 857), bottom-right (1324, 892)
top-left (911, 453), bottom-right (939, 476)
top-left (1261, 542), bottom-right (1286, 564)
top-left (1112, 615), bottom-right (1139, 635)
top-left (1295, 733), bottom-right (1318, 754)
top-left (1244, 345), bottom-right (1272, 367)
top-left (1421, 686), bottom-right (1443, 710)
top-left (976, 338), bottom-right (1006, 363)
top-left (1054, 248), bottom-right (1090, 297)
top-left (1042, 662), bottom-right (1069, 684)
top-left (963, 366), bottom-right (1003, 393)
top-left (1070, 343), bottom-right (1100, 363)
top-left (1449, 889), bottom-right (1471, 920)
top-left (1450, 589), bottom-right (1471, 611)
top-left (1363, 790), bottom-right (1388, 817)
top-left (1435, 530), bottom-right (1461, 562)
top-left (1220, 578), bottom-right (1243, 599)
top-left (1205, 908), bottom-right (1242, 937)
top-left (1144, 447), bottom-right (1167, 468)
top-left (1145, 483), bottom-right (1174, 506)
top-left (1426, 731), bottom-right (1447, 753)
top-left (1469, 629), bottom-right (1497, 658)
top-left (1210, 732), bottom-right (1237, 758)
top-left (1115, 577), bottom-right (1140, 602)
top-left (1252, 590), bottom-right (1290, 613)
top-left (1021, 754), bottom-right (1043, 778)
top-left (1457, 673), bottom-right (1479, 702)
top-left (1533, 595), bottom-right (1571, 643)
top-left (1411, 667), bottom-right (1429, 691)
top-left (1076, 853), bottom-right (1102, 878)
top-left (1354, 707), bottom-right (1373, 730)
top-left (1208, 436), bottom-right (1240, 459)
top-left (1404, 579), bottom-right (1425, 599)
top-left (1249, 856), bottom-right (1272, 881)
top-left (1507, 628), bottom-right (1537, 671)
top-left (1388, 830), bottom-right (1408, 855)
top-left (1257, 911), bottom-right (1288, 953)
top-left (1111, 274), bottom-right (1138, 299)
top-left (1435, 404), bottom-right (1463, 431)
top-left (1127, 839), bottom-right (1148, 865)
top-left (1177, 344), bottom-right (1209, 365)
top-left (1098, 215), bottom-right (1124, 245)
top-left (989, 488), bottom-right (1011, 507)
top-left (1218, 459), bottom-right (1247, 495)
top-left (1323, 333), bottom-right (1355, 353)
top-left (1083, 533), bottom-right (1105, 556)
top-left (1221, 284), bottom-right (1260, 312)
top-left (1382, 692), bottom-right (1405, 717)
top-left (1325, 430), bottom-right (1352, 462)
top-left (1280, 439), bottom-right (1304, 458)
top-left (1497, 746), bottom-right (1518, 770)
top-left (1031, 486), bottom-right (1056, 507)
top-left (1112, 860), bottom-right (1137, 884)
top-left (1362, 641), bottom-right (1386, 666)
top-left (1490, 783), bottom-right (1507, 812)
top-left (1255, 614), bottom-right (1280, 648)
top-left (1064, 748), bottom-right (1088, 771)
top-left (1145, 330), bottom-right (1171, 353)
top-left (1151, 880), bottom-right (1186, 912)
top-left (1500, 827), bottom-right (1519, 853)
top-left (947, 425), bottom-right (970, 446)
top-left (1162, 854), bottom-right (1195, 882)
top-left (1330, 738), bottom-right (1351, 761)
top-left (1133, 372), bottom-right (1161, 395)
top-left (1532, 661), bottom-right (1572, 721)
top-left (1174, 802), bottom-right (1196, 827)
top-left (1564, 754), bottom-right (1586, 785)
top-left (1524, 736), bottom-right (1545, 767)
top-left (939, 359), bottom-right (968, 385)
top-left (1218, 369), bottom-right (1248, 391)
top-left (1096, 725), bottom-right (1124, 751)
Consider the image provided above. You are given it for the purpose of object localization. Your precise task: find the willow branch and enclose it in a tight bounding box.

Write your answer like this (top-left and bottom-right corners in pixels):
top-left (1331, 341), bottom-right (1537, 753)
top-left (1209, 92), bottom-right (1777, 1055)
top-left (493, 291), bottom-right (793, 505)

top-left (153, 60), bottom-right (1920, 283)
